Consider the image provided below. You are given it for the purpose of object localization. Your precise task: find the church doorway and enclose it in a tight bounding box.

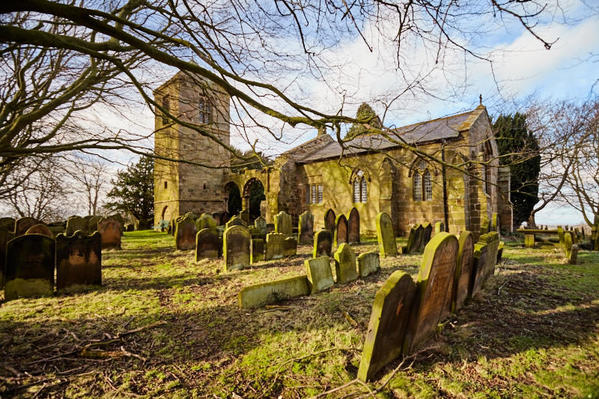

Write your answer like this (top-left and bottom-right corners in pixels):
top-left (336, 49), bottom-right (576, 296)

top-left (224, 182), bottom-right (242, 217)
top-left (243, 178), bottom-right (265, 222)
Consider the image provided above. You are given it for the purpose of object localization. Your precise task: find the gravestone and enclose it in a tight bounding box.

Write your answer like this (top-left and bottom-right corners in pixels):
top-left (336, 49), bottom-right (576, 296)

top-left (403, 225), bottom-right (419, 254)
top-left (563, 232), bottom-right (578, 265)
top-left (305, 256), bottom-right (334, 294)
top-left (98, 218), bottom-right (122, 250)
top-left (557, 226), bottom-right (565, 247)
top-left (283, 236), bottom-right (297, 256)
top-left (471, 232), bottom-right (500, 296)
top-left (524, 234), bottom-right (535, 248)
top-left (265, 232), bottom-right (286, 260)
top-left (195, 228), bottom-right (221, 260)
top-left (334, 214), bottom-right (348, 247)
top-left (419, 223), bottom-right (432, 251)
top-left (251, 238), bottom-right (265, 263)
top-left (66, 215), bottom-right (87, 235)
top-left (298, 211), bottom-right (314, 245)
top-left (238, 275), bottom-right (310, 308)
top-left (376, 212), bottom-right (397, 257)
top-left (225, 215), bottom-right (246, 229)
top-left (87, 216), bottom-right (103, 233)
top-left (433, 221), bottom-right (444, 235)
top-left (4, 235), bottom-right (55, 300)
top-left (56, 231), bottom-right (102, 291)
top-left (405, 233), bottom-right (458, 353)
top-left (239, 209), bottom-right (250, 225)
top-left (223, 225), bottom-right (251, 271)
top-left (334, 243), bottom-right (358, 284)
top-left (357, 252), bottom-right (380, 277)
top-left (175, 214), bottom-right (196, 250)
top-left (348, 208), bottom-right (360, 243)
top-left (0, 217), bottom-right (15, 232)
top-left (254, 216), bottom-right (267, 236)
top-left (196, 213), bottom-right (217, 232)
top-left (357, 271), bottom-right (417, 382)
top-left (0, 229), bottom-right (15, 288)
top-left (453, 231), bottom-right (474, 311)
top-left (274, 211), bottom-right (292, 236)
top-left (313, 229), bottom-right (333, 258)
top-left (324, 209), bottom-right (336, 232)
top-left (25, 224), bottom-right (54, 238)
top-left (15, 217), bottom-right (39, 236)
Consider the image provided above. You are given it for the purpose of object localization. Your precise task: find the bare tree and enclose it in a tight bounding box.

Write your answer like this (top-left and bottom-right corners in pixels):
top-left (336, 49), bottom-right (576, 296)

top-left (68, 156), bottom-right (109, 216)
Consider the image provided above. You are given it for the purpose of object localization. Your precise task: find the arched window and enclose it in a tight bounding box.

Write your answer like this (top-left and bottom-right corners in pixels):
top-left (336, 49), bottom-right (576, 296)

top-left (413, 172), bottom-right (423, 201)
top-left (412, 160), bottom-right (433, 201)
top-left (198, 96), bottom-right (212, 124)
top-left (423, 170), bottom-right (432, 200)
top-left (352, 170), bottom-right (367, 203)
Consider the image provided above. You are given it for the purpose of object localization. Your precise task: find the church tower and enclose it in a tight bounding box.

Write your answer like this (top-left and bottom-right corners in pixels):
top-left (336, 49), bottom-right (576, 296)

top-left (153, 72), bottom-right (231, 227)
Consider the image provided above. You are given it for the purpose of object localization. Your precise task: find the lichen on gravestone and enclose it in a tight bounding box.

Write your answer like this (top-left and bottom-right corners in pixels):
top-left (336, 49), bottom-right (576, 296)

top-left (334, 243), bottom-right (358, 284)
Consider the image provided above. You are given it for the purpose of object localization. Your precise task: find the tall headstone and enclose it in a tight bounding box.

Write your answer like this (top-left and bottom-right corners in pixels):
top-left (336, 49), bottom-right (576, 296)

top-left (453, 231), bottom-right (474, 311)
top-left (405, 233), bottom-right (458, 353)
top-left (15, 217), bottom-right (39, 236)
top-left (334, 214), bottom-right (348, 247)
top-left (4, 235), bottom-right (55, 300)
top-left (25, 224), bottom-right (54, 238)
top-left (175, 214), bottom-right (196, 250)
top-left (334, 243), bottom-right (358, 284)
top-left (348, 208), bottom-right (360, 244)
top-left (305, 256), bottom-right (334, 294)
top-left (298, 211), bottom-right (314, 245)
top-left (66, 215), bottom-right (87, 235)
top-left (324, 209), bottom-right (336, 232)
top-left (223, 225), bottom-right (251, 271)
top-left (265, 232), bottom-right (286, 260)
top-left (195, 228), bottom-right (221, 260)
top-left (376, 212), bottom-right (397, 257)
top-left (313, 229), bottom-right (333, 258)
top-left (98, 218), bottom-right (122, 250)
top-left (419, 223), bottom-right (432, 252)
top-left (274, 211), bottom-right (292, 236)
top-left (357, 271), bottom-right (417, 382)
top-left (56, 231), bottom-right (102, 291)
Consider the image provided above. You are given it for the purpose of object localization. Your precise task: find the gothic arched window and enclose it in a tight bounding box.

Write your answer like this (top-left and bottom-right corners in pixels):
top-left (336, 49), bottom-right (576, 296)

top-left (198, 96), bottom-right (212, 124)
top-left (413, 172), bottom-right (423, 201)
top-left (352, 169), bottom-right (367, 203)
top-left (423, 170), bottom-right (432, 200)
top-left (412, 160), bottom-right (433, 201)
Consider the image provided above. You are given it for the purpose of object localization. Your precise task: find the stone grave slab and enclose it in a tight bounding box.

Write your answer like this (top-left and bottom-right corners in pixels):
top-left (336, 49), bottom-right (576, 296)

top-left (313, 229), bottom-right (333, 258)
top-left (251, 238), bottom-right (265, 263)
top-left (15, 217), bottom-right (39, 236)
top-left (298, 211), bottom-right (314, 245)
top-left (348, 208), bottom-right (360, 243)
top-left (25, 224), bottom-right (54, 238)
top-left (56, 231), bottom-right (102, 291)
top-left (453, 231), bottom-right (474, 311)
top-left (175, 214), bottom-right (196, 250)
top-left (225, 215), bottom-right (246, 229)
top-left (5, 235), bottom-right (55, 300)
top-left (283, 236), bottom-right (297, 256)
top-left (98, 218), bottom-right (122, 250)
top-left (0, 217), bottom-right (15, 232)
top-left (334, 243), bottom-right (358, 284)
top-left (419, 223), bottom-right (432, 251)
top-left (358, 252), bottom-right (380, 277)
top-left (305, 256), bottom-right (334, 294)
top-left (87, 216), bottom-right (103, 233)
top-left (275, 211), bottom-right (292, 236)
top-left (265, 232), bottom-right (286, 260)
top-left (376, 212), bottom-right (397, 257)
top-left (0, 229), bottom-right (15, 288)
top-left (196, 213), bottom-right (217, 232)
top-left (254, 216), bottom-right (267, 236)
top-left (224, 225), bottom-right (251, 271)
top-left (196, 228), bottom-right (221, 260)
top-left (238, 275), bottom-right (310, 308)
top-left (66, 216), bottom-right (86, 235)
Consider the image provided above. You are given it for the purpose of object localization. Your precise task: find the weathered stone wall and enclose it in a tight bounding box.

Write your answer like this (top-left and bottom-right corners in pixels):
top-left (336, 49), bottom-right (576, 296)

top-left (497, 166), bottom-right (513, 232)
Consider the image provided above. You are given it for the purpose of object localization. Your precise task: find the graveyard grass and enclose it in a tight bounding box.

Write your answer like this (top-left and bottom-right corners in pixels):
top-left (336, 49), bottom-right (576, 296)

top-left (1, 232), bottom-right (599, 398)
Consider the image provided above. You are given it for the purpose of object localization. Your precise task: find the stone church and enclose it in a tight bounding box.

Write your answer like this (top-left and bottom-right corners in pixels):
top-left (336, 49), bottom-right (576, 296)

top-left (153, 72), bottom-right (513, 238)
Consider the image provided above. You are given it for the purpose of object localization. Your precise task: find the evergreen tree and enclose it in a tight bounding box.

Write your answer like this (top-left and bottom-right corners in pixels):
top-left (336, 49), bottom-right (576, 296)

top-left (105, 156), bottom-right (154, 228)
top-left (346, 103), bottom-right (382, 139)
top-left (494, 113), bottom-right (541, 228)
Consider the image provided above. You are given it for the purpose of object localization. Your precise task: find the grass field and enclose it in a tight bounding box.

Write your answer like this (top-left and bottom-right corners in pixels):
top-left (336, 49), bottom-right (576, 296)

top-left (1, 230), bottom-right (598, 398)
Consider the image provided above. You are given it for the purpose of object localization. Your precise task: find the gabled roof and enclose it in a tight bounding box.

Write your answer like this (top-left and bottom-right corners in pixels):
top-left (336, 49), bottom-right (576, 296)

top-left (297, 106), bottom-right (485, 164)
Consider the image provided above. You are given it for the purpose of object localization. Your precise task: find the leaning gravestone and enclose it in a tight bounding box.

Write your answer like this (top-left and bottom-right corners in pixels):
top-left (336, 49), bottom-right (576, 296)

top-left (419, 223), bottom-right (432, 252)
top-left (196, 213), bottom-right (217, 232)
top-left (403, 225), bottom-right (419, 254)
top-left (25, 224), bottom-right (54, 238)
top-left (251, 238), bottom-right (265, 263)
top-left (334, 243), bottom-right (358, 284)
top-left (358, 252), bottom-right (380, 278)
top-left (453, 231), bottom-right (474, 311)
top-left (313, 229), bottom-right (333, 258)
top-left (225, 215), bottom-right (246, 229)
top-left (224, 225), bottom-right (251, 271)
top-left (195, 228), bottom-right (221, 260)
top-left (265, 232), bottom-right (286, 260)
top-left (15, 217), bottom-right (39, 236)
top-left (4, 235), bottom-right (55, 300)
top-left (56, 231), bottom-right (102, 291)
top-left (66, 215), bottom-right (87, 235)
top-left (238, 275), bottom-right (310, 308)
top-left (274, 211), bottom-right (292, 236)
top-left (97, 218), bottom-right (122, 250)
top-left (298, 211), bottom-right (314, 245)
top-left (357, 270), bottom-right (417, 382)
top-left (324, 209), bottom-right (336, 232)
top-left (334, 214), bottom-right (349, 247)
top-left (175, 214), bottom-right (196, 250)
top-left (471, 232), bottom-right (500, 297)
top-left (405, 232), bottom-right (458, 353)
top-left (0, 217), bottom-right (15, 232)
top-left (305, 256), bottom-right (334, 294)
top-left (376, 212), bottom-right (397, 257)
top-left (348, 208), bottom-right (360, 244)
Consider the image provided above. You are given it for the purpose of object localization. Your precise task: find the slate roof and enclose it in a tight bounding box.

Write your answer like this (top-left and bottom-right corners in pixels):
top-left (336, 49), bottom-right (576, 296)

top-left (298, 108), bottom-right (481, 164)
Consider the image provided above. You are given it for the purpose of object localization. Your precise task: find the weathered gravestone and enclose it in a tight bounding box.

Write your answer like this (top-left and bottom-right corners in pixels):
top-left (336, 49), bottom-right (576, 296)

top-left (334, 243), bottom-right (358, 284)
top-left (98, 218), bottom-right (122, 250)
top-left (433, 221), bottom-right (445, 236)
top-left (66, 215), bottom-right (87, 235)
top-left (334, 214), bottom-right (348, 247)
top-left (25, 224), bottom-right (54, 238)
top-left (298, 211), bottom-right (314, 245)
top-left (0, 217), bottom-right (15, 232)
top-left (87, 216), bottom-right (103, 233)
top-left (5, 235), bottom-right (55, 300)
top-left (358, 252), bottom-right (380, 278)
top-left (563, 232), bottom-right (578, 265)
top-left (313, 229), bottom-right (333, 258)
top-left (419, 223), bottom-right (432, 252)
top-left (274, 211), bottom-right (292, 236)
top-left (175, 214), bottom-right (196, 251)
top-left (238, 275), bottom-right (310, 308)
top-left (0, 229), bottom-right (15, 288)
top-left (453, 231), bottom-right (474, 311)
top-left (470, 232), bottom-right (500, 297)
top-left (225, 215), bottom-right (246, 229)
top-left (348, 208), bottom-right (360, 244)
top-left (15, 217), bottom-right (39, 236)
top-left (403, 225), bottom-right (420, 254)
top-left (195, 228), bottom-right (221, 260)
top-left (254, 216), bottom-right (267, 236)
top-left (524, 233), bottom-right (535, 248)
top-left (239, 209), bottom-right (250, 225)
top-left (56, 231), bottom-right (102, 291)
top-left (324, 209), bottom-right (336, 232)
top-left (196, 213), bottom-right (217, 232)
top-left (357, 271), bottom-right (417, 382)
top-left (376, 212), bottom-right (397, 257)
top-left (305, 256), bottom-right (334, 294)
top-left (405, 232), bottom-right (458, 353)
top-left (265, 232), bottom-right (286, 260)
top-left (251, 238), bottom-right (265, 263)
top-left (224, 225), bottom-right (251, 271)
top-left (283, 236), bottom-right (297, 256)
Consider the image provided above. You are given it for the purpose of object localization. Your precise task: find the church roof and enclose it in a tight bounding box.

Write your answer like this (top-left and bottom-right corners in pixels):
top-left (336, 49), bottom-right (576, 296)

top-left (298, 106), bottom-right (484, 164)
